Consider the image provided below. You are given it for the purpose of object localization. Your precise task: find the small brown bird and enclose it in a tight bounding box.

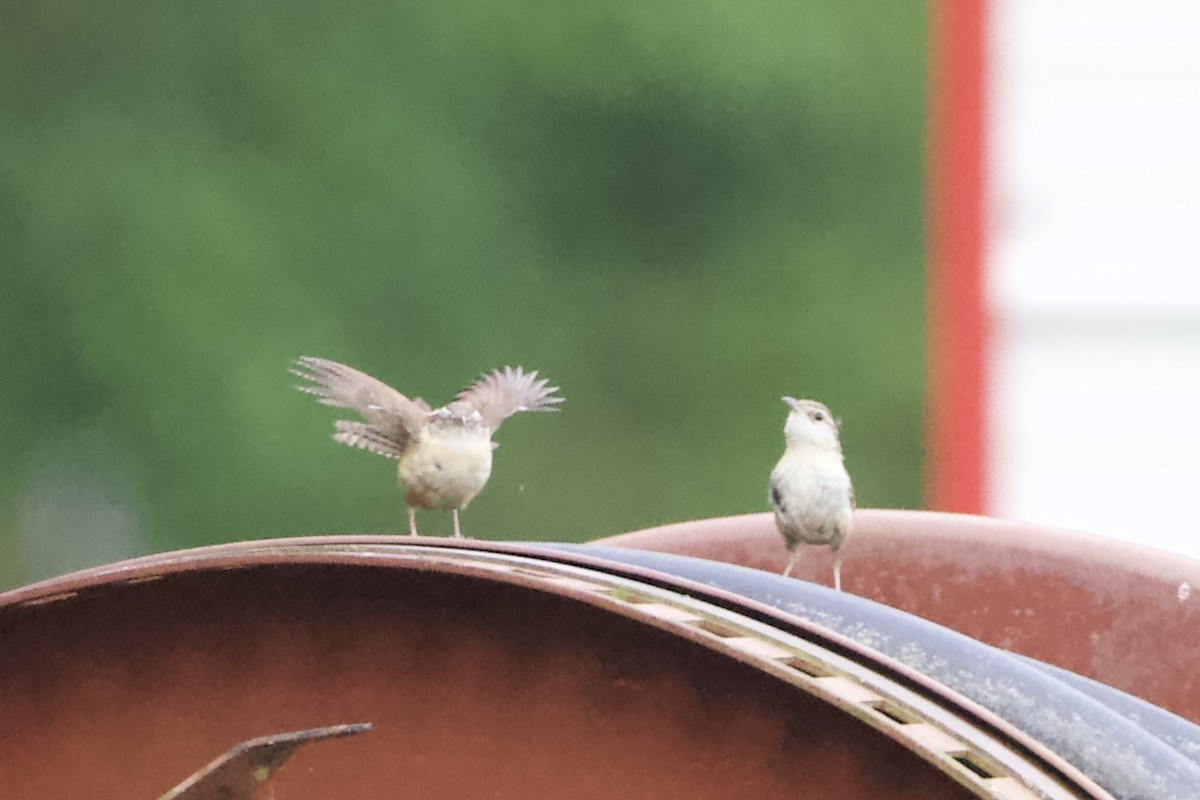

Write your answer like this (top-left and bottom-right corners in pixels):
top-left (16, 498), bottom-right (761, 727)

top-left (768, 397), bottom-right (855, 591)
top-left (292, 357), bottom-right (562, 537)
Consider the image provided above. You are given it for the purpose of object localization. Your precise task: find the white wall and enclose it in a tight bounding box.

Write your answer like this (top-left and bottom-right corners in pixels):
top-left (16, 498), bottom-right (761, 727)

top-left (988, 0), bottom-right (1200, 556)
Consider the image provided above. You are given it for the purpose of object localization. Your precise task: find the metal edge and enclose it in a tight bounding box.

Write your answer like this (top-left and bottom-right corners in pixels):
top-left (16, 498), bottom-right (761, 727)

top-left (3, 539), bottom-right (1114, 800)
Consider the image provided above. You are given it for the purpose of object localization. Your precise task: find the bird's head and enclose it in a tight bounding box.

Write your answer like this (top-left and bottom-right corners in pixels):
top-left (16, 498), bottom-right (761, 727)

top-left (432, 402), bottom-right (490, 436)
top-left (781, 396), bottom-right (843, 452)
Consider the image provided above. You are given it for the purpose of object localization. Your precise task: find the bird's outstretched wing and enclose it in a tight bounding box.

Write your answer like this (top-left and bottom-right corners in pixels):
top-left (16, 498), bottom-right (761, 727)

top-left (292, 356), bottom-right (430, 455)
top-left (455, 366), bottom-right (563, 432)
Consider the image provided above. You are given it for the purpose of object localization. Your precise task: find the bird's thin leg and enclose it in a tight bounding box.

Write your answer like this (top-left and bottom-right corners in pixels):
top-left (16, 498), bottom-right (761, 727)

top-left (408, 506), bottom-right (419, 537)
top-left (832, 558), bottom-right (843, 592)
top-left (452, 509), bottom-right (464, 539)
top-left (782, 550), bottom-right (800, 578)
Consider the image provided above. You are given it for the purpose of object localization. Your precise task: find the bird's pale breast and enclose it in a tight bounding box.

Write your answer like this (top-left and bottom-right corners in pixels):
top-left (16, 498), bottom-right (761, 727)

top-left (398, 427), bottom-right (494, 510)
top-left (769, 452), bottom-right (853, 549)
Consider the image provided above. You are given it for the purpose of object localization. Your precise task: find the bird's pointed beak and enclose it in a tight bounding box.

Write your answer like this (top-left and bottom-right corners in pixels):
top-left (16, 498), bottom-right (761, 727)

top-left (782, 396), bottom-right (801, 411)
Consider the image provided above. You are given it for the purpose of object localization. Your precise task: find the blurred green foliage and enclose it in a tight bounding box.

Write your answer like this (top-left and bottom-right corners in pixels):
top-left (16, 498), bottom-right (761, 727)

top-left (0, 1), bottom-right (927, 587)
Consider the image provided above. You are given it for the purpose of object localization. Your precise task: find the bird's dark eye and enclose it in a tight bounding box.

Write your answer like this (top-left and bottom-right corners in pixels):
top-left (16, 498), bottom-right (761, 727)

top-left (811, 411), bottom-right (825, 422)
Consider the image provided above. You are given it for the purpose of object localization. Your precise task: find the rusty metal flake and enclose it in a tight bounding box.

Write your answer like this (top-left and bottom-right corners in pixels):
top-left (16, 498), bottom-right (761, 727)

top-left (158, 722), bottom-right (372, 800)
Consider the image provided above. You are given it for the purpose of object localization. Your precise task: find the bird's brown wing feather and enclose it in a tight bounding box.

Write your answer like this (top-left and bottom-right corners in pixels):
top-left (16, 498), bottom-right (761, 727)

top-left (455, 366), bottom-right (563, 432)
top-left (292, 356), bottom-right (428, 454)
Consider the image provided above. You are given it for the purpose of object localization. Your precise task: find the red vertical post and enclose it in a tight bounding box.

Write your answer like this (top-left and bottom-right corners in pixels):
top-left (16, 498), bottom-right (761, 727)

top-left (927, 0), bottom-right (989, 512)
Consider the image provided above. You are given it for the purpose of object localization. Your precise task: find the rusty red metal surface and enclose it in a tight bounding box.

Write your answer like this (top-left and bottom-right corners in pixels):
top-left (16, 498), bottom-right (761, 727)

top-left (0, 542), bottom-right (987, 800)
top-left (597, 509), bottom-right (1200, 724)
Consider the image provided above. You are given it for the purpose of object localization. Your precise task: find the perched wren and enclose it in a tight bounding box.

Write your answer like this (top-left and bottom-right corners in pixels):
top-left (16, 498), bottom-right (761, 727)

top-left (768, 397), bottom-right (855, 591)
top-left (292, 357), bottom-right (562, 537)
